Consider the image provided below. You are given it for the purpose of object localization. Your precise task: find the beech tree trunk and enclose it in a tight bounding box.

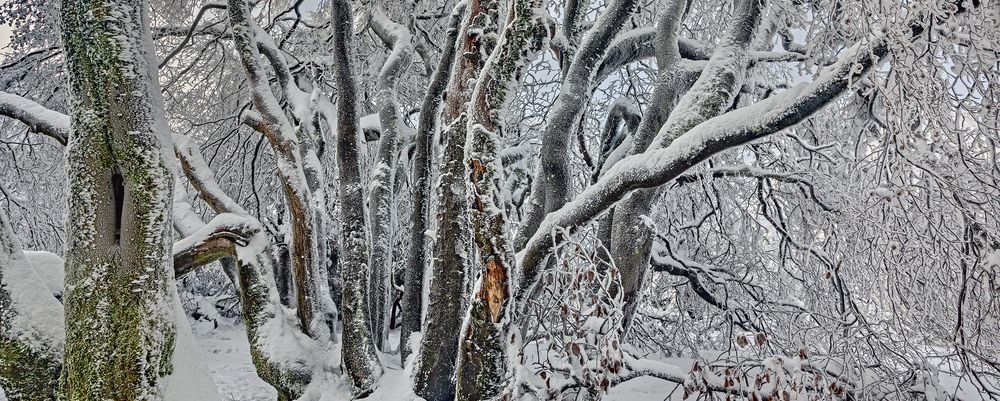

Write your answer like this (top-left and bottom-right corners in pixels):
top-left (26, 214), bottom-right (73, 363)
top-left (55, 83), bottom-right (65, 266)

top-left (455, 0), bottom-right (550, 398)
top-left (401, 1), bottom-right (467, 364)
top-left (368, 9), bottom-right (414, 351)
top-left (611, 0), bottom-right (762, 334)
top-left (412, 1), bottom-right (494, 399)
top-left (60, 0), bottom-right (177, 396)
top-left (515, 0), bottom-right (638, 251)
top-left (228, 0), bottom-right (330, 339)
top-left (330, 0), bottom-right (383, 395)
top-left (175, 139), bottom-right (315, 400)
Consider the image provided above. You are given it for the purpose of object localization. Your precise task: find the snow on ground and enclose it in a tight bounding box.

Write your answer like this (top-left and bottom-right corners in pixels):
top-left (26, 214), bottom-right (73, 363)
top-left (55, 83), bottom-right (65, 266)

top-left (22, 251), bottom-right (64, 298)
top-left (607, 377), bottom-right (684, 401)
top-left (189, 318), bottom-right (682, 401)
top-left (190, 318), bottom-right (277, 401)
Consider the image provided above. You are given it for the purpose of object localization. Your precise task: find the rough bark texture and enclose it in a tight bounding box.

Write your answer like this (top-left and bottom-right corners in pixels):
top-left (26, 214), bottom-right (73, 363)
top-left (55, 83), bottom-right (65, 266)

top-left (0, 212), bottom-right (63, 401)
top-left (401, 0), bottom-right (467, 364)
top-left (455, 0), bottom-right (550, 398)
top-left (229, 0), bottom-right (329, 339)
top-left (413, 1), bottom-right (494, 398)
top-left (330, 0), bottom-right (383, 395)
top-left (0, 90), bottom-right (314, 399)
top-left (60, 0), bottom-right (177, 397)
top-left (368, 9), bottom-right (414, 351)
top-left (412, 116), bottom-right (473, 401)
top-left (515, 0), bottom-right (638, 251)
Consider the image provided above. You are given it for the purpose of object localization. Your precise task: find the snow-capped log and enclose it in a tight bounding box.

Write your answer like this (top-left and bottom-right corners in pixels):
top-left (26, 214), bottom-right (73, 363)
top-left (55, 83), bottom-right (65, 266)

top-left (517, 27), bottom-right (889, 311)
top-left (366, 7), bottom-right (415, 352)
top-left (0, 86), bottom-right (319, 399)
top-left (402, 0), bottom-right (468, 364)
top-left (329, 0), bottom-right (383, 395)
top-left (0, 94), bottom-right (244, 283)
top-left (456, 0), bottom-right (551, 397)
top-left (0, 212), bottom-right (63, 400)
top-left (228, 0), bottom-right (331, 340)
top-left (516, 0), bottom-right (638, 251)
top-left (172, 213), bottom-right (260, 278)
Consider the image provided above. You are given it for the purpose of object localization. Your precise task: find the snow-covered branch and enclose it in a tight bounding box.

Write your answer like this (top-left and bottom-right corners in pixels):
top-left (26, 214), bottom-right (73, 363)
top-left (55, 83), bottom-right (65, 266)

top-left (172, 213), bottom-right (260, 277)
top-left (517, 0), bottom-right (639, 250)
top-left (0, 91), bottom-right (70, 145)
top-left (518, 34), bottom-right (885, 301)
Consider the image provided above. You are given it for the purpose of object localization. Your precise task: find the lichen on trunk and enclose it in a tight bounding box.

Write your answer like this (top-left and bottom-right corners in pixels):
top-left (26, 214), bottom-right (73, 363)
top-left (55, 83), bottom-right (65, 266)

top-left (401, 0), bottom-right (468, 364)
top-left (329, 0), bottom-right (383, 395)
top-left (60, 0), bottom-right (178, 397)
top-left (456, 0), bottom-right (550, 398)
top-left (0, 212), bottom-right (63, 401)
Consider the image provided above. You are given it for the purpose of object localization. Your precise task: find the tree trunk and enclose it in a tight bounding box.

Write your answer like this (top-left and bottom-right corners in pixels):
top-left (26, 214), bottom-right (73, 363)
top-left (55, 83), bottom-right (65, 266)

top-left (228, 0), bottom-right (331, 339)
top-left (456, 0), bottom-right (550, 398)
top-left (412, 0), bottom-right (494, 398)
top-left (175, 137), bottom-right (315, 399)
top-left (330, 0), bottom-right (383, 395)
top-left (515, 0), bottom-right (638, 251)
top-left (60, 0), bottom-right (177, 396)
top-left (401, 0), bottom-right (467, 364)
top-left (368, 9), bottom-right (414, 351)
top-left (0, 212), bottom-right (63, 401)
top-left (412, 116), bottom-right (473, 401)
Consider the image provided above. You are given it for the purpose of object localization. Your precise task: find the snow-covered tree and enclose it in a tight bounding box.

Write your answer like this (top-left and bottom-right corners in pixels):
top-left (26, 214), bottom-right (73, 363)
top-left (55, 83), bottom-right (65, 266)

top-left (0, 0), bottom-right (997, 399)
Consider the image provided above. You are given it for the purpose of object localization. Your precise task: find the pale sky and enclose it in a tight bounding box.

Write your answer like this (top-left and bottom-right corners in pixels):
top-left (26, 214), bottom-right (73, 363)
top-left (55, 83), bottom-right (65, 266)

top-left (0, 24), bottom-right (10, 55)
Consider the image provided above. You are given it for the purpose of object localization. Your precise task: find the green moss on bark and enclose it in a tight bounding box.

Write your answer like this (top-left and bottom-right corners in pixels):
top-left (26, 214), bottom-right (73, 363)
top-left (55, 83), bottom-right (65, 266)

top-left (60, 0), bottom-right (178, 398)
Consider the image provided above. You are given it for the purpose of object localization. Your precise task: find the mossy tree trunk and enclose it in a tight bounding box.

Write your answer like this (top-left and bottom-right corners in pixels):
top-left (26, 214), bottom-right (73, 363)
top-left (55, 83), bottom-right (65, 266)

top-left (411, 1), bottom-right (495, 399)
top-left (329, 0), bottom-right (383, 395)
top-left (0, 212), bottom-right (63, 401)
top-left (455, 0), bottom-right (550, 399)
top-left (60, 0), bottom-right (178, 397)
top-left (401, 1), bottom-right (467, 364)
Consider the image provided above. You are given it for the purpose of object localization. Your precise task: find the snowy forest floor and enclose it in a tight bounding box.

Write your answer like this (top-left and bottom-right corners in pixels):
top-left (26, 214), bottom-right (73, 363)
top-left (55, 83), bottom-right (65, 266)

top-left (0, 311), bottom-right (986, 400)
top-left (190, 317), bottom-right (676, 401)
top-left (0, 313), bottom-right (677, 401)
